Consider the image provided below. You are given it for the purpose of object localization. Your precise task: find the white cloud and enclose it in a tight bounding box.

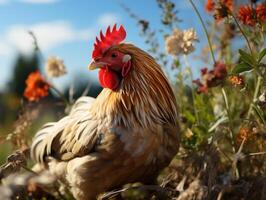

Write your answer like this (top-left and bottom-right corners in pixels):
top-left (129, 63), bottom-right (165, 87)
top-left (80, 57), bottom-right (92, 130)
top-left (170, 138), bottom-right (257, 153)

top-left (98, 13), bottom-right (120, 27)
top-left (0, 41), bottom-right (12, 56)
top-left (0, 0), bottom-right (8, 4)
top-left (4, 21), bottom-right (95, 55)
top-left (0, 13), bottom-right (121, 56)
top-left (18, 0), bottom-right (59, 3)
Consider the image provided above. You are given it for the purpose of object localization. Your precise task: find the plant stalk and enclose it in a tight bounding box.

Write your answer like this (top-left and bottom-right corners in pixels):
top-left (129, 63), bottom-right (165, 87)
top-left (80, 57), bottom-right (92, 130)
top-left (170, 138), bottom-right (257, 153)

top-left (188, 0), bottom-right (216, 64)
top-left (231, 14), bottom-right (253, 55)
top-left (247, 76), bottom-right (262, 119)
top-left (50, 85), bottom-right (70, 108)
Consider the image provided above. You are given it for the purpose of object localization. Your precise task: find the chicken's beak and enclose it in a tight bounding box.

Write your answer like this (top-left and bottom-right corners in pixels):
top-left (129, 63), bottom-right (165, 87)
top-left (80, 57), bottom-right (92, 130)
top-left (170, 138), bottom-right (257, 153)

top-left (88, 61), bottom-right (106, 70)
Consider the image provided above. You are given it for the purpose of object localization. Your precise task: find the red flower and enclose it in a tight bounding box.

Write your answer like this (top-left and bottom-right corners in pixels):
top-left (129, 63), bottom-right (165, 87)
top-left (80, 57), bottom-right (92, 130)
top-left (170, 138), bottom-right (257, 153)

top-left (256, 4), bottom-right (266, 23)
top-left (213, 62), bottom-right (227, 79)
top-left (23, 71), bottom-right (50, 102)
top-left (238, 5), bottom-right (256, 26)
top-left (193, 62), bottom-right (227, 94)
top-left (205, 0), bottom-right (215, 12)
top-left (201, 68), bottom-right (208, 75)
top-left (193, 79), bottom-right (208, 94)
top-left (237, 4), bottom-right (266, 26)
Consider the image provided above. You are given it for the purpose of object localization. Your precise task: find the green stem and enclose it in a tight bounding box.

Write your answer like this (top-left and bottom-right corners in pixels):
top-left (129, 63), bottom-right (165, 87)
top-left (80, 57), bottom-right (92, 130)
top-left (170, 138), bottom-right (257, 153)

top-left (231, 14), bottom-right (253, 55)
top-left (188, 0), bottom-right (216, 64)
top-left (50, 86), bottom-right (70, 107)
top-left (255, 68), bottom-right (266, 83)
top-left (222, 87), bottom-right (239, 179)
top-left (221, 88), bottom-right (237, 153)
top-left (222, 88), bottom-right (236, 148)
top-left (247, 76), bottom-right (262, 119)
top-left (184, 55), bottom-right (200, 125)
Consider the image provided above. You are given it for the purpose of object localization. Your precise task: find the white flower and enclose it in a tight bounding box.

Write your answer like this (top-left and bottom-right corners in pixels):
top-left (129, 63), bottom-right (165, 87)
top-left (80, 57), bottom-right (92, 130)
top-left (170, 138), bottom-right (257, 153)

top-left (45, 56), bottom-right (66, 77)
top-left (182, 28), bottom-right (198, 54)
top-left (258, 91), bottom-right (266, 108)
top-left (165, 29), bottom-right (184, 56)
top-left (165, 28), bottom-right (198, 56)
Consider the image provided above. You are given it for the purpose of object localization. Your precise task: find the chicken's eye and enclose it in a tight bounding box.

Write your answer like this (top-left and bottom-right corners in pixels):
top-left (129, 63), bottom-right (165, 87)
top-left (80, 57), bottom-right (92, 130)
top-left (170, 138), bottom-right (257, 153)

top-left (111, 53), bottom-right (117, 58)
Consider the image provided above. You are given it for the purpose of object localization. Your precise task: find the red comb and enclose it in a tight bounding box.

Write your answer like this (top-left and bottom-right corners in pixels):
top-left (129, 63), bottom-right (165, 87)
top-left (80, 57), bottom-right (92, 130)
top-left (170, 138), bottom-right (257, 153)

top-left (92, 24), bottom-right (126, 59)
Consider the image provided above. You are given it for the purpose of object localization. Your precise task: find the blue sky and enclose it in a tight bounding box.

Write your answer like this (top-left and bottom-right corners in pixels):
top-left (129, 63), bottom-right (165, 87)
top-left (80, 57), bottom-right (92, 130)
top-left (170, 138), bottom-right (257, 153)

top-left (0, 0), bottom-right (209, 91)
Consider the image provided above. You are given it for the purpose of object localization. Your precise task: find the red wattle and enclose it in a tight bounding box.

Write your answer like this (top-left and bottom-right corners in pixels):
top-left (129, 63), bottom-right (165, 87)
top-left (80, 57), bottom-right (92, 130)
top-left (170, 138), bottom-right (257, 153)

top-left (99, 68), bottom-right (121, 90)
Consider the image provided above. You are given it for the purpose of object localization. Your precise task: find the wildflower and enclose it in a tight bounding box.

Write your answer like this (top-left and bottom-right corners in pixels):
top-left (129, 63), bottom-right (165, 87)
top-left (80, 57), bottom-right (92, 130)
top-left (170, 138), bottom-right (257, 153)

top-left (214, 0), bottom-right (233, 20)
top-left (193, 79), bottom-right (208, 94)
top-left (237, 127), bottom-right (252, 143)
top-left (45, 56), bottom-right (66, 77)
top-left (237, 4), bottom-right (266, 26)
top-left (201, 67), bottom-right (208, 75)
top-left (165, 28), bottom-right (198, 56)
top-left (223, 0), bottom-right (233, 11)
top-left (182, 28), bottom-right (198, 54)
top-left (256, 4), bottom-right (266, 23)
top-left (206, 62), bottom-right (227, 87)
top-left (193, 62), bottom-right (227, 94)
top-left (228, 75), bottom-right (244, 87)
top-left (185, 128), bottom-right (194, 139)
top-left (238, 5), bottom-right (256, 26)
top-left (258, 91), bottom-right (266, 109)
top-left (23, 71), bottom-right (50, 102)
top-left (205, 0), bottom-right (215, 13)
top-left (206, 0), bottom-right (233, 20)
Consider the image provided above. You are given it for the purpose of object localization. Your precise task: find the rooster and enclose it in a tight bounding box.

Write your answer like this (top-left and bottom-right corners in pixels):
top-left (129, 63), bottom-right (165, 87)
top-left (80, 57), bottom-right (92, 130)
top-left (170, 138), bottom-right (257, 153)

top-left (31, 24), bottom-right (180, 200)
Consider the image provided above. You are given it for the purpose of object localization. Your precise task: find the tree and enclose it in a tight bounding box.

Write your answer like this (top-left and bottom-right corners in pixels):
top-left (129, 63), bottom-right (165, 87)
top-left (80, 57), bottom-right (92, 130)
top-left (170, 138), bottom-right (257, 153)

top-left (8, 53), bottom-right (40, 96)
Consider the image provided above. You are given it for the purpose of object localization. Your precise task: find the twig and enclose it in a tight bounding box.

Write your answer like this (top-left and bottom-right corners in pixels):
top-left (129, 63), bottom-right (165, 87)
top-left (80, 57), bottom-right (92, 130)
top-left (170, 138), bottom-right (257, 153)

top-left (247, 151), bottom-right (266, 157)
top-left (100, 185), bottom-right (169, 200)
top-left (0, 149), bottom-right (29, 180)
top-left (232, 138), bottom-right (246, 179)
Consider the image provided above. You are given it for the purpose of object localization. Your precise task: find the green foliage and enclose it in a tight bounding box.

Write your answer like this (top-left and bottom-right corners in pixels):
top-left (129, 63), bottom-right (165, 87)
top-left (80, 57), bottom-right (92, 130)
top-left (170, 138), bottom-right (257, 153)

top-left (258, 48), bottom-right (266, 63)
top-left (231, 63), bottom-right (253, 74)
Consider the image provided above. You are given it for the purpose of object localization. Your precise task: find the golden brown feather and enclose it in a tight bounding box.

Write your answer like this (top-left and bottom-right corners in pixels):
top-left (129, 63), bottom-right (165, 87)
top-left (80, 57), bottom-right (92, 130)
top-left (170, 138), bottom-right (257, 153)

top-left (31, 43), bottom-right (180, 200)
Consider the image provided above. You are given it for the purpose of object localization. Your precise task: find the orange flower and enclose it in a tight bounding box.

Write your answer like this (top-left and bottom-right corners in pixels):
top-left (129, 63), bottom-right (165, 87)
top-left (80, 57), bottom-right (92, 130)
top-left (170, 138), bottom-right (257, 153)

top-left (256, 4), bottom-right (266, 23)
top-left (214, 0), bottom-right (233, 21)
top-left (229, 75), bottom-right (244, 87)
top-left (206, 0), bottom-right (233, 21)
top-left (205, 0), bottom-right (215, 12)
top-left (237, 127), bottom-right (252, 143)
top-left (237, 4), bottom-right (266, 26)
top-left (23, 71), bottom-right (50, 102)
top-left (223, 0), bottom-right (233, 11)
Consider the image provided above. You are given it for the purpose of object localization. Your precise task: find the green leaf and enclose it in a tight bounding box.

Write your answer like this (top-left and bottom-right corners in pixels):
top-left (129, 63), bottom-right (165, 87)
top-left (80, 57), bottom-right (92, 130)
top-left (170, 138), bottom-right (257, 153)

top-left (238, 49), bottom-right (255, 66)
top-left (231, 63), bottom-right (253, 74)
top-left (258, 48), bottom-right (266, 63)
top-left (183, 110), bottom-right (195, 124)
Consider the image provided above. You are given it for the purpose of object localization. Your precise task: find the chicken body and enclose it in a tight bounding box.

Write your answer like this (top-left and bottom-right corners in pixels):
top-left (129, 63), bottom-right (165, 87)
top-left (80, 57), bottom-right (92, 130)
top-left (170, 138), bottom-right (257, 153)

top-left (31, 43), bottom-right (180, 200)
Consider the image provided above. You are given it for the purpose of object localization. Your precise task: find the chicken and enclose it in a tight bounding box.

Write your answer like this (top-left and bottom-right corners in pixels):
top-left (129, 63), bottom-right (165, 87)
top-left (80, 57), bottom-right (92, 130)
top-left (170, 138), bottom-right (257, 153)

top-left (31, 24), bottom-right (180, 200)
